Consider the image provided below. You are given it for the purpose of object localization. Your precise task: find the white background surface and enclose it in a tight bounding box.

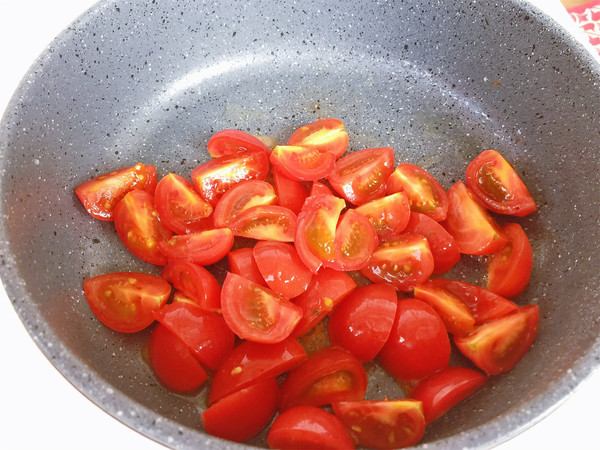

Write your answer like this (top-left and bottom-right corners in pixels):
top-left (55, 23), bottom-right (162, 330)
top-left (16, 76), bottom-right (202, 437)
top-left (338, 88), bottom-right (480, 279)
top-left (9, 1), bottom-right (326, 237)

top-left (1, 1), bottom-right (599, 449)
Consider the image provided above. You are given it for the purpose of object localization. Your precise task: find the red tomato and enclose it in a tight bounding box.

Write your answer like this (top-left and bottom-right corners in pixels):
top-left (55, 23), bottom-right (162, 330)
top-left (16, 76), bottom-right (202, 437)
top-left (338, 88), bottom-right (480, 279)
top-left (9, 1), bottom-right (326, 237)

top-left (212, 179), bottom-right (277, 227)
top-left (309, 180), bottom-right (334, 197)
top-left (113, 190), bottom-right (173, 265)
top-left (83, 272), bottom-right (171, 333)
top-left (465, 149), bottom-right (537, 216)
top-left (354, 192), bottom-right (411, 242)
top-left (379, 298), bottom-right (450, 381)
top-left (291, 268), bottom-right (357, 338)
top-left (161, 261), bottom-right (221, 312)
top-left (328, 147), bottom-right (395, 205)
top-left (286, 118), bottom-right (349, 158)
top-left (153, 173), bottom-right (213, 234)
top-left (327, 209), bottom-right (379, 271)
top-left (328, 283), bottom-right (398, 362)
top-left (279, 346), bottom-right (368, 411)
top-left (404, 211), bottom-right (460, 274)
top-left (253, 241), bottom-right (313, 298)
top-left (190, 149), bottom-right (269, 206)
top-left (411, 366), bottom-right (487, 424)
top-left (360, 233), bottom-right (435, 292)
top-left (147, 323), bottom-right (209, 394)
top-left (332, 399), bottom-right (425, 449)
top-left (157, 228), bottom-right (234, 266)
top-left (75, 163), bottom-right (157, 221)
top-left (154, 302), bottom-right (235, 371)
top-left (386, 163), bottom-right (449, 222)
top-left (208, 338), bottom-right (307, 405)
top-left (454, 305), bottom-right (539, 375)
top-left (221, 272), bottom-right (303, 343)
top-left (443, 181), bottom-right (508, 255)
top-left (272, 167), bottom-right (309, 215)
top-left (227, 247), bottom-right (266, 286)
top-left (227, 205), bottom-right (297, 242)
top-left (487, 223), bottom-right (533, 298)
top-left (207, 129), bottom-right (271, 158)
top-left (202, 377), bottom-right (279, 443)
top-left (270, 145), bottom-right (336, 181)
top-left (267, 405), bottom-right (355, 450)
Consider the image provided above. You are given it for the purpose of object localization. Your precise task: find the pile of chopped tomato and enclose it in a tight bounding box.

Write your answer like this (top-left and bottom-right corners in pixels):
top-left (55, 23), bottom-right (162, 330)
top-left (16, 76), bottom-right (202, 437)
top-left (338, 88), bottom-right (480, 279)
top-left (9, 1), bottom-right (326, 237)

top-left (76, 118), bottom-right (539, 448)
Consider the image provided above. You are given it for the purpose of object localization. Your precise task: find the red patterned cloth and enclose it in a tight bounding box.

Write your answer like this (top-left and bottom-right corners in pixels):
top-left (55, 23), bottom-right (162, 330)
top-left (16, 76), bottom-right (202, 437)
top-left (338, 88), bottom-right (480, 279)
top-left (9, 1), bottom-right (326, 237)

top-left (566, 0), bottom-right (600, 55)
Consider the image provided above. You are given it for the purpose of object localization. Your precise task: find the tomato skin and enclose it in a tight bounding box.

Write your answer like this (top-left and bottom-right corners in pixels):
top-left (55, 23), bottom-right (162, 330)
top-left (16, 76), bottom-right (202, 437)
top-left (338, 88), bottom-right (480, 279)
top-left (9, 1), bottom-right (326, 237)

top-left (267, 405), bottom-right (355, 450)
top-left (147, 323), bottom-right (209, 394)
top-left (454, 305), bottom-right (539, 375)
top-left (327, 209), bottom-right (379, 272)
top-left (465, 149), bottom-right (537, 216)
top-left (332, 399), bottom-right (426, 449)
top-left (83, 272), bottom-right (171, 333)
top-left (75, 163), bottom-right (157, 221)
top-left (328, 147), bottom-right (395, 205)
top-left (270, 145), bottom-right (336, 181)
top-left (411, 366), bottom-right (487, 424)
top-left (207, 129), bottom-right (271, 158)
top-left (378, 298), bottom-right (451, 381)
top-left (487, 223), bottom-right (533, 298)
top-left (286, 118), bottom-right (349, 158)
top-left (328, 283), bottom-right (398, 362)
top-left (227, 247), bottom-right (267, 286)
top-left (157, 228), bottom-right (234, 266)
top-left (202, 377), bottom-right (279, 443)
top-left (310, 180), bottom-right (334, 197)
top-left (161, 261), bottom-right (221, 312)
top-left (228, 205), bottom-right (297, 242)
top-left (113, 189), bottom-right (173, 265)
top-left (212, 179), bottom-right (277, 228)
top-left (354, 192), bottom-right (411, 242)
top-left (272, 168), bottom-right (309, 215)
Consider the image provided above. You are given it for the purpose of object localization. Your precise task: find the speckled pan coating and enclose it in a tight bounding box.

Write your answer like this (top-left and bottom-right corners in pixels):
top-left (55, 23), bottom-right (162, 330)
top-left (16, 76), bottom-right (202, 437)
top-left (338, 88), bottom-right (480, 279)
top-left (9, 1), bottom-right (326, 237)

top-left (0, 0), bottom-right (599, 448)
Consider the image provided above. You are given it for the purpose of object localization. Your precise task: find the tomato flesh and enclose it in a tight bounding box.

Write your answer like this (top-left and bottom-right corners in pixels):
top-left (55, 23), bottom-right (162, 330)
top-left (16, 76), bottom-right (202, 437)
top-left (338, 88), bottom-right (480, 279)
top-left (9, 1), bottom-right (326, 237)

top-left (207, 129), bottom-right (271, 158)
top-left (270, 145), bottom-right (336, 181)
top-left (227, 247), bottom-right (266, 286)
top-left (355, 192), bottom-right (411, 242)
top-left (212, 179), bottom-right (277, 228)
top-left (227, 205), bottom-right (297, 242)
top-left (272, 167), bottom-right (309, 215)
top-left (286, 118), bottom-right (349, 158)
top-left (326, 209), bottom-right (379, 271)
top-left (157, 228), bottom-right (234, 266)
top-left (161, 261), bottom-right (221, 312)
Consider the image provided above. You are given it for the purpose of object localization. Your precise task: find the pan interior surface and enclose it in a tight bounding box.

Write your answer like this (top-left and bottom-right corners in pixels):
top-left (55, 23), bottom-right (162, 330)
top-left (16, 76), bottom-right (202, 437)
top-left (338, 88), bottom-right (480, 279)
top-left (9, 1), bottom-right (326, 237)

top-left (0, 0), bottom-right (599, 448)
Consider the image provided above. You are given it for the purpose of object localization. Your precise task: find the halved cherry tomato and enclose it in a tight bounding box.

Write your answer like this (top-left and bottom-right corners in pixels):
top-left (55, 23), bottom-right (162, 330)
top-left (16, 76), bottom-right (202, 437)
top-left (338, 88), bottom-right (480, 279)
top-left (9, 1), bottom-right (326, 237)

top-left (207, 129), bottom-right (271, 158)
top-left (113, 189), bottom-right (173, 265)
top-left (191, 149), bottom-right (269, 205)
top-left (83, 272), bottom-right (171, 333)
top-left (209, 338), bottom-right (307, 405)
top-left (332, 399), bottom-right (425, 449)
top-left (75, 163), bottom-right (157, 221)
top-left (227, 205), bottom-right (297, 242)
top-left (286, 118), bottom-right (349, 158)
top-left (328, 283), bottom-right (397, 362)
top-left (328, 147), bottom-right (395, 205)
top-left (221, 272), bottom-right (303, 343)
top-left (272, 167), bottom-right (309, 215)
top-left (147, 323), bottom-right (209, 394)
top-left (355, 192), bottom-right (411, 242)
top-left (212, 179), bottom-right (277, 227)
top-left (411, 366), bottom-right (487, 424)
top-left (153, 173), bottom-right (213, 234)
top-left (202, 377), bottom-right (279, 443)
top-left (454, 305), bottom-right (539, 375)
top-left (227, 247), bottom-right (266, 286)
top-left (267, 405), bottom-right (355, 450)
top-left (270, 145), bottom-right (336, 181)
top-left (386, 163), bottom-right (449, 222)
top-left (379, 298), bottom-right (450, 381)
top-left (279, 346), bottom-right (368, 411)
top-left (157, 228), bottom-right (234, 266)
top-left (465, 149), bottom-right (537, 216)
top-left (326, 209), bottom-right (378, 271)
top-left (443, 181), bottom-right (508, 255)
top-left (161, 261), bottom-right (221, 312)
top-left (487, 223), bottom-right (533, 298)
top-left (253, 241), bottom-right (313, 298)
top-left (309, 180), bottom-right (334, 197)
top-left (360, 233), bottom-right (435, 292)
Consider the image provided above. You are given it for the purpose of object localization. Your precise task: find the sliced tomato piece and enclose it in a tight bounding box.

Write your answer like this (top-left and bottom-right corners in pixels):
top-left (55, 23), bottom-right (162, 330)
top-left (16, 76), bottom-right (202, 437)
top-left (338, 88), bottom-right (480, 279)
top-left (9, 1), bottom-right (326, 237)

top-left (328, 147), bottom-right (395, 205)
top-left (286, 118), bottom-right (349, 158)
top-left (454, 305), bottom-right (539, 375)
top-left (272, 167), bottom-right (309, 215)
top-left (206, 129), bottom-right (271, 158)
top-left (75, 163), bottom-right (157, 221)
top-left (161, 261), bottom-right (221, 312)
top-left (157, 228), bottom-right (234, 266)
top-left (487, 223), bottom-right (533, 298)
top-left (270, 145), bottom-right (336, 181)
top-left (360, 233), bottom-right (434, 292)
top-left (221, 272), bottom-right (303, 343)
top-left (326, 209), bottom-right (378, 271)
top-left (310, 180), bottom-right (334, 197)
top-left (355, 192), bottom-right (411, 242)
top-left (227, 205), bottom-right (297, 242)
top-left (227, 247), bottom-right (267, 286)
top-left (113, 189), bottom-right (173, 265)
top-left (332, 399), bottom-right (425, 449)
top-left (386, 163), bottom-right (449, 221)
top-left (465, 149), bottom-right (537, 216)
top-left (212, 179), bottom-right (277, 227)
top-left (83, 272), bottom-right (171, 333)
top-left (443, 181), bottom-right (508, 255)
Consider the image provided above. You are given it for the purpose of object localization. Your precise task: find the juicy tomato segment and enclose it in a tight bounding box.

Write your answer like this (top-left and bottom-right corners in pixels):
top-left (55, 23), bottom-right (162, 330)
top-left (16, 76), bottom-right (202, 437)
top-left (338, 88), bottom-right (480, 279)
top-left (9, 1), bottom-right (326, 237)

top-left (270, 145), bottom-right (336, 181)
top-left (227, 205), bottom-right (297, 242)
top-left (212, 179), bottom-right (277, 227)
top-left (157, 228), bottom-right (234, 266)
top-left (286, 118), bottom-right (349, 158)
top-left (161, 261), bottom-right (221, 312)
top-left (227, 247), bottom-right (267, 286)
top-left (326, 209), bottom-right (379, 271)
top-left (207, 129), bottom-right (271, 158)
top-left (355, 192), bottom-right (411, 242)
top-left (272, 167), bottom-right (309, 215)
top-left (83, 272), bottom-right (171, 333)
top-left (310, 180), bottom-right (334, 197)
top-left (75, 163), bottom-right (157, 221)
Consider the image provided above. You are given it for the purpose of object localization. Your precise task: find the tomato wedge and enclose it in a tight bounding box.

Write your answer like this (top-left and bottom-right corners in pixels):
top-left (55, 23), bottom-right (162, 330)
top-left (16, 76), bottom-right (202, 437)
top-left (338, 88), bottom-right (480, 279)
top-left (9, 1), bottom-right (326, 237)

top-left (157, 228), bottom-right (234, 265)
top-left (75, 163), bottom-right (157, 221)
top-left (326, 209), bottom-right (379, 271)
top-left (227, 205), bottom-right (297, 242)
top-left (310, 180), bottom-right (334, 197)
top-left (270, 145), bottom-right (336, 181)
top-left (212, 179), bottom-right (277, 227)
top-left (161, 261), bottom-right (221, 312)
top-left (286, 118), bottom-right (349, 158)
top-left (272, 167), bottom-right (309, 215)
top-left (355, 192), bottom-right (411, 242)
top-left (227, 247), bottom-right (266, 286)
top-left (465, 149), bottom-right (537, 216)
top-left (83, 272), bottom-right (171, 333)
top-left (328, 147), bottom-right (395, 205)
top-left (207, 129), bottom-right (271, 158)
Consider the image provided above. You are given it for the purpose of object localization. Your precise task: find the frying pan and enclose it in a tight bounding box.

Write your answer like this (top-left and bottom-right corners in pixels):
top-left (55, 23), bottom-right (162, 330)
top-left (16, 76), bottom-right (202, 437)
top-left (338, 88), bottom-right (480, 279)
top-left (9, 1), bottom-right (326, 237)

top-left (1, 0), bottom-right (599, 448)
